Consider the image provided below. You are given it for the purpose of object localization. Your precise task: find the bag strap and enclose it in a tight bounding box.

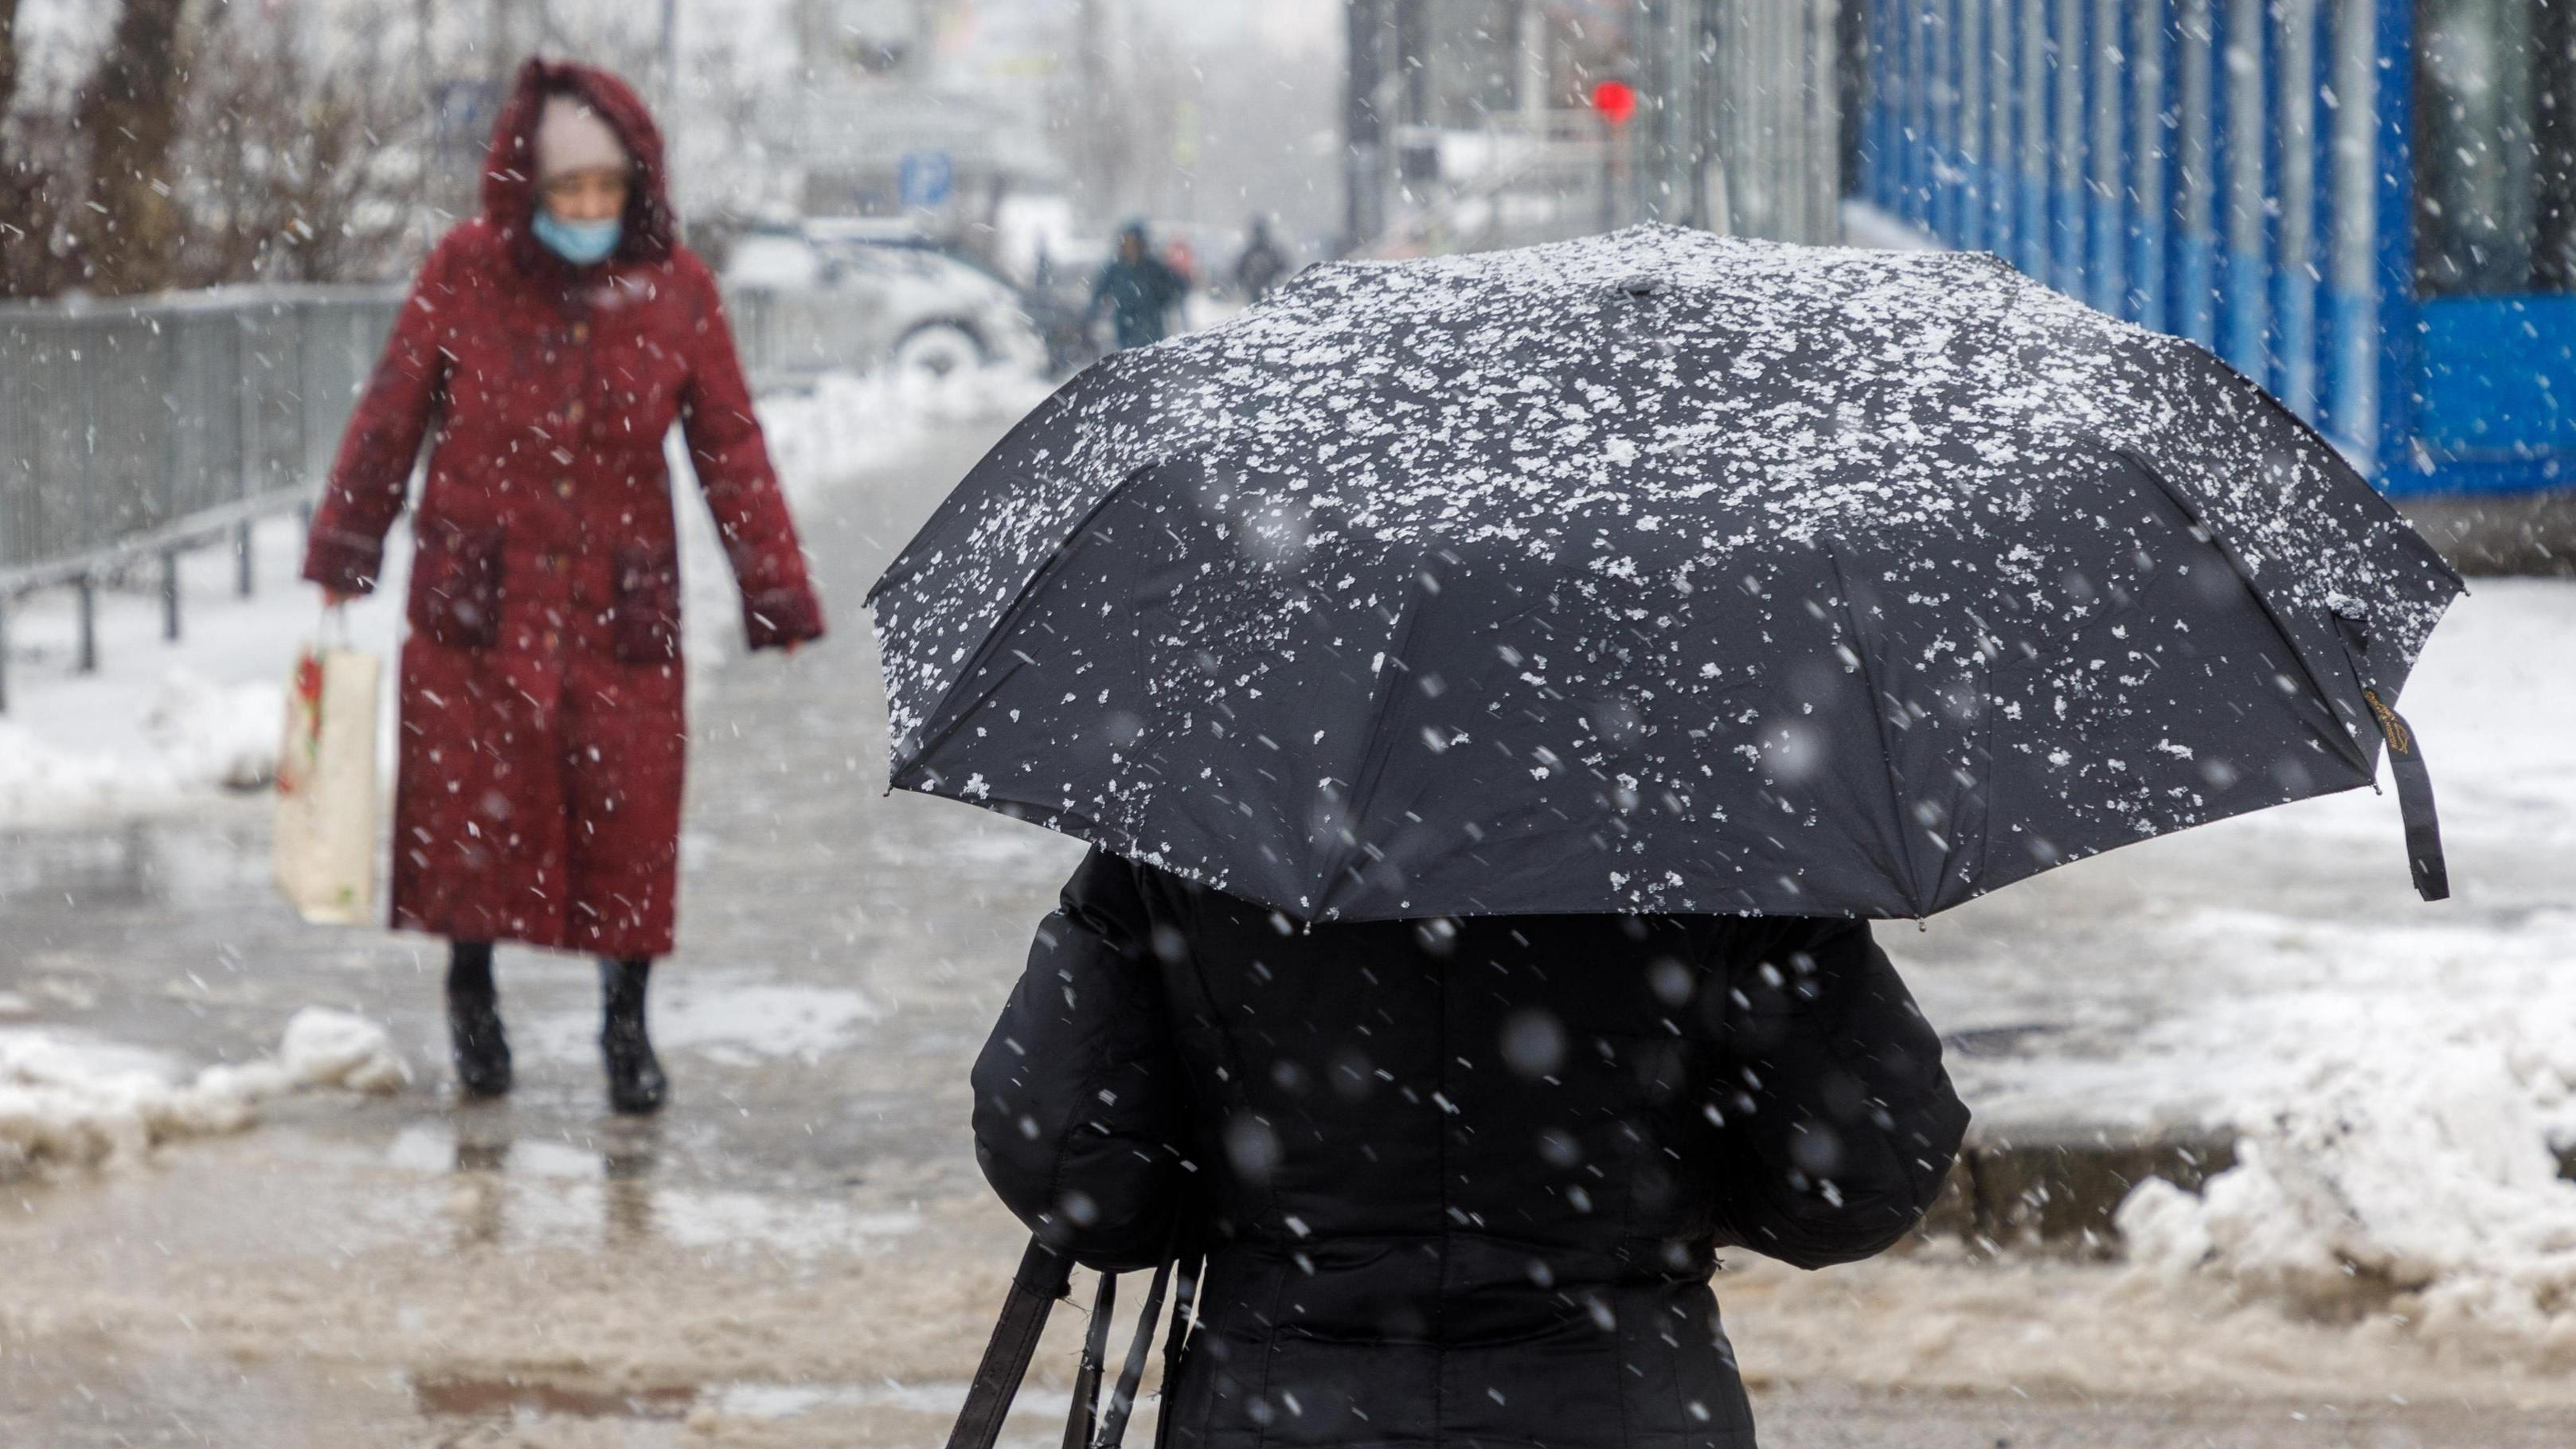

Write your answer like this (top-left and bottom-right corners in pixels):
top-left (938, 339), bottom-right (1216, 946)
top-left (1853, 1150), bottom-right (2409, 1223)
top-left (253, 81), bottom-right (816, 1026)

top-left (1093, 1258), bottom-right (1173, 1449)
top-left (945, 1236), bottom-right (1195, 1449)
top-left (1150, 1254), bottom-right (1202, 1449)
top-left (1062, 1270), bottom-right (1117, 1449)
top-left (945, 1236), bottom-right (1073, 1449)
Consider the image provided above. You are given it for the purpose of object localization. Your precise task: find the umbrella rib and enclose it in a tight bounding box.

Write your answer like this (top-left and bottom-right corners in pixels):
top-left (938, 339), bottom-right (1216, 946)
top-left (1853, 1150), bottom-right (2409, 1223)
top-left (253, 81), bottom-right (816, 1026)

top-left (1823, 540), bottom-right (1928, 919)
top-left (2118, 450), bottom-right (2374, 775)
top-left (1314, 558), bottom-right (1432, 918)
top-left (864, 371), bottom-right (1098, 607)
top-left (895, 466), bottom-right (1151, 779)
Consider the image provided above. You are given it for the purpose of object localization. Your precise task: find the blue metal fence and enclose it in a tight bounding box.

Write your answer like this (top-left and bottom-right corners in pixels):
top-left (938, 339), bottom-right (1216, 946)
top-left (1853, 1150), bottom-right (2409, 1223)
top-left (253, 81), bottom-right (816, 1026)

top-left (1859, 0), bottom-right (2576, 502)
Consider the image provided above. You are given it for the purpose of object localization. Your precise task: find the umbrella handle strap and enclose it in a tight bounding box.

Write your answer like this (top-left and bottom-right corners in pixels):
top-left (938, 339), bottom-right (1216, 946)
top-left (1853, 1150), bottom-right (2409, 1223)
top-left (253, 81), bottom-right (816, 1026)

top-left (2362, 686), bottom-right (2449, 902)
top-left (2333, 613), bottom-right (2448, 903)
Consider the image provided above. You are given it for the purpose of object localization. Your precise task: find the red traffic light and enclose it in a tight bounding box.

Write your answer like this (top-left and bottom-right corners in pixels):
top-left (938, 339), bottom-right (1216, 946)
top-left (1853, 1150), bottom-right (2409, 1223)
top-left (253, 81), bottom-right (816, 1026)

top-left (1591, 79), bottom-right (1638, 127)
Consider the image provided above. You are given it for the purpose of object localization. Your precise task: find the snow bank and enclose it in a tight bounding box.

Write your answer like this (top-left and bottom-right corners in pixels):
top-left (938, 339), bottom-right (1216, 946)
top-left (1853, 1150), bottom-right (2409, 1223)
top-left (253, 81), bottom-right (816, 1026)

top-left (141, 670), bottom-right (286, 791)
top-left (754, 364), bottom-right (1056, 498)
top-left (0, 671), bottom-right (284, 819)
top-left (2113, 914), bottom-right (2576, 1331)
top-left (0, 1008), bottom-right (407, 1181)
top-left (0, 719), bottom-right (154, 820)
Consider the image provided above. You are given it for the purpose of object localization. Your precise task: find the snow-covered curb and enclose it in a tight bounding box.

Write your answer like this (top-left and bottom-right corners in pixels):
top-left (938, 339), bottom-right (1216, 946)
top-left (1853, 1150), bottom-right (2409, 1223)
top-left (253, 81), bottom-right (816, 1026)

top-left (0, 1008), bottom-right (407, 1181)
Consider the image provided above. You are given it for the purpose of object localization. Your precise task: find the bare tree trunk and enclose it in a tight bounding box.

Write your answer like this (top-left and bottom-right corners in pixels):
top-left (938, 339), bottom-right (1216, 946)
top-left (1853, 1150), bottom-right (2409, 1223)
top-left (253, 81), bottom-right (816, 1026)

top-left (0, 0), bottom-right (75, 299)
top-left (1, 0), bottom-right (23, 122)
top-left (77, 0), bottom-right (191, 295)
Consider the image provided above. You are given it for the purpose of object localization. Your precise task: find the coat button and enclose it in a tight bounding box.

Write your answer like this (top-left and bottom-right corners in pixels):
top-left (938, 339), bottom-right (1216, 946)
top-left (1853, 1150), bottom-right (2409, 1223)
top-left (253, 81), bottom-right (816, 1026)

top-left (556, 478), bottom-right (575, 499)
top-left (541, 553), bottom-right (563, 574)
top-left (566, 402), bottom-right (585, 423)
top-left (571, 322), bottom-right (590, 343)
top-left (543, 631), bottom-right (562, 651)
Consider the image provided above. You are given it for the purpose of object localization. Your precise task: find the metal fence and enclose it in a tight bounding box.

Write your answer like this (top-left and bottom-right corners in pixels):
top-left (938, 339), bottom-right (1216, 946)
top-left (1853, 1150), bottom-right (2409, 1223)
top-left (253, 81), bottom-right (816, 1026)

top-left (0, 283), bottom-right (892, 711)
top-left (0, 288), bottom-right (404, 590)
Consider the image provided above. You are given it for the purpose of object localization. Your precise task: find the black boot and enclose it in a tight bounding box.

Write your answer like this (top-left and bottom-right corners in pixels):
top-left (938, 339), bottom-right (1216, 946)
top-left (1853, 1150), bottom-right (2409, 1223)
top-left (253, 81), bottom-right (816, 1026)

top-left (600, 957), bottom-right (666, 1115)
top-left (447, 940), bottom-right (513, 1099)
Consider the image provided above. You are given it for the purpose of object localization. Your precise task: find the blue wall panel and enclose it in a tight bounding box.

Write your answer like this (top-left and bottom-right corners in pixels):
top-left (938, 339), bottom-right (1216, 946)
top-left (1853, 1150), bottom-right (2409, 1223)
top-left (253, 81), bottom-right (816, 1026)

top-left (1856, 0), bottom-right (2576, 500)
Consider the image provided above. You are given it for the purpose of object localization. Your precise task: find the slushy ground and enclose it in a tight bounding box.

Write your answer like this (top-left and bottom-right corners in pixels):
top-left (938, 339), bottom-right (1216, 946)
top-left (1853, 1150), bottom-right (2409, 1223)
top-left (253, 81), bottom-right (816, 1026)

top-left (3, 396), bottom-right (2573, 1445)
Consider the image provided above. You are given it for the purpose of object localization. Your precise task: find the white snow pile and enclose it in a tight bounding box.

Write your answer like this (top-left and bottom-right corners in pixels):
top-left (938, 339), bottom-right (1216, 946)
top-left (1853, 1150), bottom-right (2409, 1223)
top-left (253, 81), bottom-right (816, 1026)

top-left (755, 365), bottom-right (1056, 498)
top-left (0, 1007), bottom-right (407, 1181)
top-left (142, 670), bottom-right (285, 790)
top-left (2115, 922), bottom-right (2576, 1332)
top-left (0, 719), bottom-right (146, 820)
top-left (0, 670), bottom-right (283, 822)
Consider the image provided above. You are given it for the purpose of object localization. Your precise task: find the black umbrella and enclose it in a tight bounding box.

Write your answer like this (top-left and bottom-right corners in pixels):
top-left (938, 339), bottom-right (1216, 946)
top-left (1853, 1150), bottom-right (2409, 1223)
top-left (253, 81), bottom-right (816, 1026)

top-left (868, 225), bottom-right (2460, 922)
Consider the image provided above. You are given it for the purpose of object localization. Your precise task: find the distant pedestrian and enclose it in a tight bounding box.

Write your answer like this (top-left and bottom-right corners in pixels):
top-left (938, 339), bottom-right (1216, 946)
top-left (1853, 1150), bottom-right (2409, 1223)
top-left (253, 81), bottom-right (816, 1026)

top-left (969, 850), bottom-right (1969, 1445)
top-left (1231, 215), bottom-right (1291, 303)
top-left (300, 58), bottom-right (825, 1114)
top-left (1085, 221), bottom-right (1189, 350)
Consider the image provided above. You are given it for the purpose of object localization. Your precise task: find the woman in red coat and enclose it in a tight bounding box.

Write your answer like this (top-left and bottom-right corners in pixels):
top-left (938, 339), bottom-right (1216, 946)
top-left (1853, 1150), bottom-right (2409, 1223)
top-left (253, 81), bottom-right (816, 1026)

top-left (302, 60), bottom-right (824, 1113)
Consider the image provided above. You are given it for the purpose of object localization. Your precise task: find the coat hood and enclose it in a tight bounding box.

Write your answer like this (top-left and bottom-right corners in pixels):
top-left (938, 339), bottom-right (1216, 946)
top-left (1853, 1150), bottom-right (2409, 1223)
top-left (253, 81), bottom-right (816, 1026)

top-left (481, 58), bottom-right (676, 278)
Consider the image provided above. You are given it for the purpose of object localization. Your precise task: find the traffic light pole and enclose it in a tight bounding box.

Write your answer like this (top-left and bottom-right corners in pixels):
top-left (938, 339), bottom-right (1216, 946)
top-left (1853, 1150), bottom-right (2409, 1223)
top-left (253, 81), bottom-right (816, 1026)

top-left (1344, 0), bottom-right (1395, 254)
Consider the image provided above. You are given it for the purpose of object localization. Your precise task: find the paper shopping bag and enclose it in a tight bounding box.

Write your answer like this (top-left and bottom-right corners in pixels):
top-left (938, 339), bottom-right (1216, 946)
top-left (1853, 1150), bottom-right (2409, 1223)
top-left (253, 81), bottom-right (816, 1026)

top-left (272, 645), bottom-right (381, 925)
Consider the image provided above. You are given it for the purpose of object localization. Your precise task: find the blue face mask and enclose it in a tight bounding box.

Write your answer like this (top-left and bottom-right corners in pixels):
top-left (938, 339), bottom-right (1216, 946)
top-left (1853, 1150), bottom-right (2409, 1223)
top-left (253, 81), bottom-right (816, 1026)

top-left (533, 210), bottom-right (622, 266)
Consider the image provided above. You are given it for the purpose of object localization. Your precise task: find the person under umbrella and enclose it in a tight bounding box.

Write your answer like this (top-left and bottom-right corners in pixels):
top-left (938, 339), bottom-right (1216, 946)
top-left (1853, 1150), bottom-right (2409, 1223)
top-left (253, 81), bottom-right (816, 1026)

top-left (971, 851), bottom-right (1964, 1445)
top-left (303, 59), bottom-right (825, 1113)
top-left (881, 226), bottom-right (2458, 1445)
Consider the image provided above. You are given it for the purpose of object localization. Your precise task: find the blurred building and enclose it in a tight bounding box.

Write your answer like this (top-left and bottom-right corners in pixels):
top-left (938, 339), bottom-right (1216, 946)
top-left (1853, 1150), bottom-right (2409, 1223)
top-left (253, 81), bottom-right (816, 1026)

top-left (773, 0), bottom-right (1059, 229)
top-left (1342, 0), bottom-right (1844, 256)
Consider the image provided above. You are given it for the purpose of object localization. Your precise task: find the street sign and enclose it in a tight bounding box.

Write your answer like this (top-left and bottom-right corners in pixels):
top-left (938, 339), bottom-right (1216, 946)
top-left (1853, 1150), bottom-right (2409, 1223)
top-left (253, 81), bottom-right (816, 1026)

top-left (898, 151), bottom-right (956, 209)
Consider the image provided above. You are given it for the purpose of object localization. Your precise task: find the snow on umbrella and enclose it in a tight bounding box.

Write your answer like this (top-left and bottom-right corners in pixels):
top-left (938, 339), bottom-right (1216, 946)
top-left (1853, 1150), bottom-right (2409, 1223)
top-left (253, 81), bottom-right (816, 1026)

top-left (868, 225), bottom-right (2461, 922)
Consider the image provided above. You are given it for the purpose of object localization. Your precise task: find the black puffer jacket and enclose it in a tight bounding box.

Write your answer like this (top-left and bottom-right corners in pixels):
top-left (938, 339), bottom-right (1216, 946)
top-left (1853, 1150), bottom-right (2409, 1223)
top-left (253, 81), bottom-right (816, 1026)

top-left (972, 849), bottom-right (1968, 1447)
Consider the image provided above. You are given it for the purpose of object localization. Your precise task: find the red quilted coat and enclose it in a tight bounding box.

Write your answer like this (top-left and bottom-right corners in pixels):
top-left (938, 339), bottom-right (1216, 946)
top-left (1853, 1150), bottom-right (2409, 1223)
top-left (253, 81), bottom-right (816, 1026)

top-left (302, 60), bottom-right (823, 959)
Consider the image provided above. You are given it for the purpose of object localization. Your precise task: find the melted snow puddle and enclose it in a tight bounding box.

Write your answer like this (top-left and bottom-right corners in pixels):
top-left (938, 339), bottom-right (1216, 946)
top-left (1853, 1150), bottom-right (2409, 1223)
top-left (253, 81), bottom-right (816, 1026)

top-left (412, 1371), bottom-right (1081, 1427)
top-left (379, 1122), bottom-right (922, 1258)
top-left (520, 974), bottom-right (884, 1068)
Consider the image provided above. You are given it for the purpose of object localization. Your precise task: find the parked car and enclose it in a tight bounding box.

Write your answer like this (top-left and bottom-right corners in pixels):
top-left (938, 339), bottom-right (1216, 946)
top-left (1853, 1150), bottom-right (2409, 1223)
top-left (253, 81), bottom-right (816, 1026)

top-left (719, 220), bottom-right (1047, 383)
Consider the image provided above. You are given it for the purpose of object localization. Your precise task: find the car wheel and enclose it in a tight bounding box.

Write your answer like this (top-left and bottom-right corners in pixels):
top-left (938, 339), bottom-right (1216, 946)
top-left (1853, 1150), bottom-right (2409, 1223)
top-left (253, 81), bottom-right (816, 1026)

top-left (889, 321), bottom-right (987, 382)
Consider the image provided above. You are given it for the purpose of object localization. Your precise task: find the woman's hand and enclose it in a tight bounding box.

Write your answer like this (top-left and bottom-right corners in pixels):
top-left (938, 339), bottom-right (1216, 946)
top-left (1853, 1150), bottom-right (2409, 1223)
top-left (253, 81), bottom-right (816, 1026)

top-left (322, 587), bottom-right (358, 609)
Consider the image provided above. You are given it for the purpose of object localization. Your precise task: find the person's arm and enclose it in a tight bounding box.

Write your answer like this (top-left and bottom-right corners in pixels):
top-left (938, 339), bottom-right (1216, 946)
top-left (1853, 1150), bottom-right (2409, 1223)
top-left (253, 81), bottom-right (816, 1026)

top-left (971, 849), bottom-right (1186, 1272)
top-left (1707, 918), bottom-right (1968, 1270)
top-left (675, 256), bottom-right (824, 652)
top-left (301, 239), bottom-right (459, 597)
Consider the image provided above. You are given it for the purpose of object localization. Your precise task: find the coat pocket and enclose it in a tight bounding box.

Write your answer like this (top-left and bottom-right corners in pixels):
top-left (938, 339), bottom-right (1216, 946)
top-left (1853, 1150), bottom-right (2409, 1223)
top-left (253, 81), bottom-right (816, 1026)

top-left (411, 525), bottom-right (504, 650)
top-left (611, 545), bottom-right (682, 663)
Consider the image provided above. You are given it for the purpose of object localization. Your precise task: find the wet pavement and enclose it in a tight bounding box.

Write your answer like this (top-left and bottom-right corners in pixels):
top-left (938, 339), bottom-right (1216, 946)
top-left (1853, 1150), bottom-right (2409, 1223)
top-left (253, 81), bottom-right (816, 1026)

top-left (2, 413), bottom-right (2571, 1446)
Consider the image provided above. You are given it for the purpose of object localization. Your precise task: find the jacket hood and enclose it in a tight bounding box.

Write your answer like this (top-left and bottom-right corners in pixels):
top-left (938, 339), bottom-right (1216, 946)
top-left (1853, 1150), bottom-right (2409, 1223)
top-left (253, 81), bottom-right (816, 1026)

top-left (481, 58), bottom-right (676, 278)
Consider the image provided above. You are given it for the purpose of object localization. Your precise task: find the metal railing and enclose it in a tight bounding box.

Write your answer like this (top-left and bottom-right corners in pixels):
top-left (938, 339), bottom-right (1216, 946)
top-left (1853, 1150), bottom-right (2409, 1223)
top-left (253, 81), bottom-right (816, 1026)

top-left (0, 282), bottom-right (887, 713)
